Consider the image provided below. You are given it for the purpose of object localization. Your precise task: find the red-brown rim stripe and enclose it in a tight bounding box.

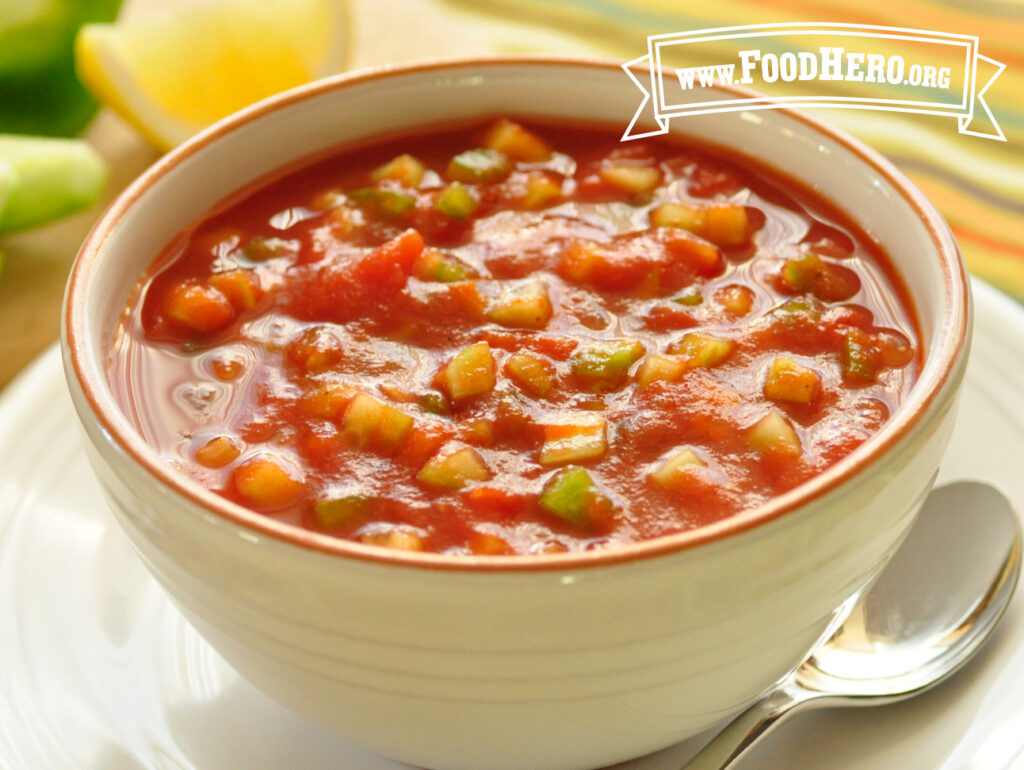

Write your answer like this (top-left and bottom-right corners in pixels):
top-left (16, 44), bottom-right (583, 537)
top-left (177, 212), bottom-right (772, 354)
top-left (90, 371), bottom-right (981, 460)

top-left (64, 56), bottom-right (970, 572)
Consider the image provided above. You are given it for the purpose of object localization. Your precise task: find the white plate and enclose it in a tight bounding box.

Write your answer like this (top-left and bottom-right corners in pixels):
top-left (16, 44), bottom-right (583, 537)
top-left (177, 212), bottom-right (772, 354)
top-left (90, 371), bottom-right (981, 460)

top-left (2, 278), bottom-right (1023, 770)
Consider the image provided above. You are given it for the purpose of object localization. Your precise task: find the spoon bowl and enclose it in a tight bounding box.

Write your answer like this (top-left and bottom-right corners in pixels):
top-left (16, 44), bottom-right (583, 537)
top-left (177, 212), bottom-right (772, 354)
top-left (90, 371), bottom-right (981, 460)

top-left (683, 480), bottom-right (1022, 769)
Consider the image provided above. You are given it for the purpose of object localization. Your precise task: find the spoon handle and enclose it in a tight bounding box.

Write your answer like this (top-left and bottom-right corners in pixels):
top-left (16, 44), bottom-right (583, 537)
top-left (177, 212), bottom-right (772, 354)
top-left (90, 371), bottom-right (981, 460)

top-left (681, 681), bottom-right (828, 770)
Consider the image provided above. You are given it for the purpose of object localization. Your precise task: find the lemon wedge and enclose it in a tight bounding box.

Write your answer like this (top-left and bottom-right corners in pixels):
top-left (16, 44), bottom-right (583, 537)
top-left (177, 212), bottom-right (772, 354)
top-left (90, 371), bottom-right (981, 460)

top-left (75, 0), bottom-right (348, 150)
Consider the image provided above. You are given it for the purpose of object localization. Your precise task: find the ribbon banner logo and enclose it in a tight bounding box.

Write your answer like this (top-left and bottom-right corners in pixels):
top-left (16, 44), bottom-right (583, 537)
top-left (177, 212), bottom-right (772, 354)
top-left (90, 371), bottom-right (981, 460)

top-left (623, 22), bottom-right (1005, 141)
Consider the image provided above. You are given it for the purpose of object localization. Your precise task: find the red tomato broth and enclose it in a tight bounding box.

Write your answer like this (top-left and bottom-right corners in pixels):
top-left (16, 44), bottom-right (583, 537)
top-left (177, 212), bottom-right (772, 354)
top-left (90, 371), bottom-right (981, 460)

top-left (109, 117), bottom-right (920, 556)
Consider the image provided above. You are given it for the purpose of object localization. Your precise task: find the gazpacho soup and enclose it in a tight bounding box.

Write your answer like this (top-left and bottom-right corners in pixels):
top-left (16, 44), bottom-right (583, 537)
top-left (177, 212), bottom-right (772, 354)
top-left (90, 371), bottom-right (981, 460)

top-left (110, 118), bottom-right (919, 556)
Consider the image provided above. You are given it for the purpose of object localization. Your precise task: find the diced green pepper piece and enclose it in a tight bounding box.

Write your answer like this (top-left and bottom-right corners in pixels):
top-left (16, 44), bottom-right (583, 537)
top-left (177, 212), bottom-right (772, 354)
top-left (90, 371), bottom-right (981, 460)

top-left (418, 391), bottom-right (449, 414)
top-left (570, 339), bottom-right (645, 390)
top-left (350, 187), bottom-right (416, 217)
top-left (446, 148), bottom-right (511, 184)
top-left (841, 329), bottom-right (877, 382)
top-left (371, 153), bottom-right (425, 187)
top-left (435, 181), bottom-right (478, 220)
top-left (314, 495), bottom-right (374, 530)
top-left (538, 467), bottom-right (613, 527)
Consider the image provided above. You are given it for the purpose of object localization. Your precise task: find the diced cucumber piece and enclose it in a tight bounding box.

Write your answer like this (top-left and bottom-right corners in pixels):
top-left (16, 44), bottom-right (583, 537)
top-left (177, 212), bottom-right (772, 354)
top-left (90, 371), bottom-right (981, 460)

top-left (0, 135), bottom-right (107, 233)
top-left (445, 341), bottom-right (496, 400)
top-left (650, 201), bottom-right (702, 231)
top-left (652, 201), bottom-right (750, 246)
top-left (538, 467), bottom-right (613, 527)
top-left (342, 393), bottom-right (414, 452)
top-left (540, 417), bottom-right (607, 466)
top-left (483, 119), bottom-right (551, 162)
top-left (570, 339), bottom-right (645, 390)
top-left (446, 148), bottom-right (511, 184)
top-left (485, 280), bottom-right (553, 329)
top-left (314, 495), bottom-right (374, 529)
top-left (599, 163), bottom-right (661, 194)
top-left (522, 173), bottom-right (562, 209)
top-left (417, 445), bottom-right (491, 490)
top-left (232, 454), bottom-right (304, 509)
top-left (702, 203), bottom-right (751, 246)
top-left (764, 357), bottom-right (820, 403)
top-left (505, 351), bottom-right (554, 396)
top-left (371, 153), bottom-right (425, 187)
top-left (435, 181), bottom-right (478, 219)
top-left (636, 353), bottom-right (685, 389)
top-left (747, 409), bottom-right (802, 457)
top-left (350, 187), bottom-right (416, 217)
top-left (668, 333), bottom-right (734, 368)
top-left (650, 447), bottom-right (706, 488)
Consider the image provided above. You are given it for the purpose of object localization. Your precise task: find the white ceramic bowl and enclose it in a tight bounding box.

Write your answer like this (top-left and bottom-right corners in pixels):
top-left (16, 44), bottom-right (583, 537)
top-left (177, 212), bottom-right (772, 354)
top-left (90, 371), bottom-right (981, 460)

top-left (62, 58), bottom-right (969, 770)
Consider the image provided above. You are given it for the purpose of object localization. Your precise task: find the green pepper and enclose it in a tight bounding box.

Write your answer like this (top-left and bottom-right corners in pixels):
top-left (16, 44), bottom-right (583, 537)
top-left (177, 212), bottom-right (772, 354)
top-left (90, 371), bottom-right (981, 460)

top-left (418, 391), bottom-right (449, 414)
top-left (841, 329), bottom-right (877, 382)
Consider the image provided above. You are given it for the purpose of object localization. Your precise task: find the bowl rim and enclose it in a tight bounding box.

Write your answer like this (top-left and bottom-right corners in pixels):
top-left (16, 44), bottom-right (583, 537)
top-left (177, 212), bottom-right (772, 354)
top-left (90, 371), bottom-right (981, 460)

top-left (63, 55), bottom-right (970, 573)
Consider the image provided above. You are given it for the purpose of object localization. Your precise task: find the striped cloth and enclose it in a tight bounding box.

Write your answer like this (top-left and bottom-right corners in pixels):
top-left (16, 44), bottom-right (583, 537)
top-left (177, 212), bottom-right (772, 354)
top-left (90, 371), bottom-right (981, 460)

top-left (439, 0), bottom-right (1024, 301)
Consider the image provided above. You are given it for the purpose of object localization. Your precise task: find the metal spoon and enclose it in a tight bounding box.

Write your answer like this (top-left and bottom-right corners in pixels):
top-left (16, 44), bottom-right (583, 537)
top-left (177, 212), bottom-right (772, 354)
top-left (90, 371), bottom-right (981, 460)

top-left (682, 480), bottom-right (1022, 770)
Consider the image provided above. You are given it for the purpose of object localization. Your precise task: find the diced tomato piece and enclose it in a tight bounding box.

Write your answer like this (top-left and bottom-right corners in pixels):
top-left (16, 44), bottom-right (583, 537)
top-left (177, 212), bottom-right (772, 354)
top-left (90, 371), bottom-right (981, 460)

top-left (468, 531), bottom-right (514, 555)
top-left (466, 486), bottom-right (530, 522)
top-left (559, 230), bottom-right (721, 295)
top-left (643, 303), bottom-right (698, 333)
top-left (287, 326), bottom-right (344, 374)
top-left (354, 228), bottom-right (425, 287)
